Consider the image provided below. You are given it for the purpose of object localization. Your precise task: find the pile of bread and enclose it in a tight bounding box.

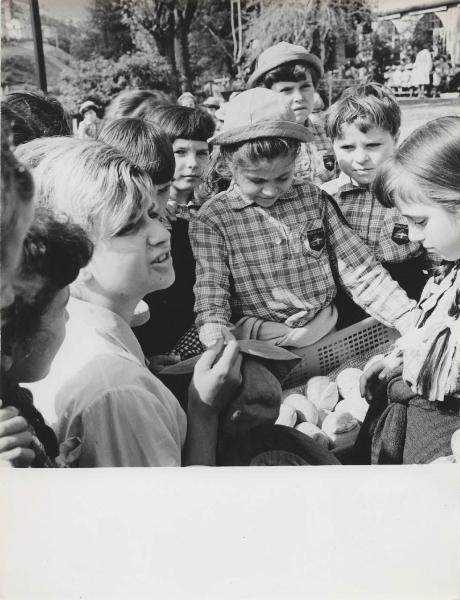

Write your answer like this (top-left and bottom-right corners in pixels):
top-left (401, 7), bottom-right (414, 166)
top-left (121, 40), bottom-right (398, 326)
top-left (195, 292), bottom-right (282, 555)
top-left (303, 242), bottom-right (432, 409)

top-left (277, 356), bottom-right (383, 451)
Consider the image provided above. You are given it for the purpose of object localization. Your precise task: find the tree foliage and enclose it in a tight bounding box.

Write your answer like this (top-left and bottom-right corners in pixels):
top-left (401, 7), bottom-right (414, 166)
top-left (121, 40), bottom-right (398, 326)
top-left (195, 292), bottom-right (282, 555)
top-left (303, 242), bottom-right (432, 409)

top-left (57, 52), bottom-right (173, 113)
top-left (243, 0), bottom-right (372, 67)
top-left (71, 0), bottom-right (134, 60)
top-left (122, 0), bottom-right (199, 93)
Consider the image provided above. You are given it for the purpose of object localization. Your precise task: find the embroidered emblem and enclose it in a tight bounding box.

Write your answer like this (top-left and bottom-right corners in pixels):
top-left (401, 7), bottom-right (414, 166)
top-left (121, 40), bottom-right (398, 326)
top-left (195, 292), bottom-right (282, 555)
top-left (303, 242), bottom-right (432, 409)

top-left (322, 154), bottom-right (336, 171)
top-left (306, 227), bottom-right (326, 251)
top-left (391, 223), bottom-right (409, 245)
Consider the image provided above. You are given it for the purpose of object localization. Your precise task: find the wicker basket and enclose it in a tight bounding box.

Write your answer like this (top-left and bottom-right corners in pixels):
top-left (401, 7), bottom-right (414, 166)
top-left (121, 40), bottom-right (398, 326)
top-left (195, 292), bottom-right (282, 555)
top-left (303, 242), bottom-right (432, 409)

top-left (282, 317), bottom-right (399, 390)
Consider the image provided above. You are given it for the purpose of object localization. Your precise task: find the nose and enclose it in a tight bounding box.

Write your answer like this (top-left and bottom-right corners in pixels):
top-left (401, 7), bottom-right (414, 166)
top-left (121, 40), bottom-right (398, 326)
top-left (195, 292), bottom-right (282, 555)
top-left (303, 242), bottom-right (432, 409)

top-left (354, 147), bottom-right (369, 164)
top-left (0, 282), bottom-right (15, 310)
top-left (292, 88), bottom-right (304, 103)
top-left (148, 217), bottom-right (171, 247)
top-left (185, 152), bottom-right (198, 169)
top-left (261, 183), bottom-right (277, 198)
top-left (407, 222), bottom-right (425, 243)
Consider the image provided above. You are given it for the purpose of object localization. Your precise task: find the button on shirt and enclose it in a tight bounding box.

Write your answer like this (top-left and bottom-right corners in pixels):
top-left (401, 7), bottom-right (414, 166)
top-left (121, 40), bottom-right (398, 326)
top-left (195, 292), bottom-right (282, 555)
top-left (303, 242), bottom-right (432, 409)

top-left (30, 298), bottom-right (187, 467)
top-left (321, 173), bottom-right (423, 264)
top-left (189, 180), bottom-right (417, 347)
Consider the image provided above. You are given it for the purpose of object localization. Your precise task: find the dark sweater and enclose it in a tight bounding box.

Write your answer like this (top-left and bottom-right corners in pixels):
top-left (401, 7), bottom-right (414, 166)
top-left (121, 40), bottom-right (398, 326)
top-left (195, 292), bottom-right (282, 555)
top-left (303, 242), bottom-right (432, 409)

top-left (134, 218), bottom-right (196, 356)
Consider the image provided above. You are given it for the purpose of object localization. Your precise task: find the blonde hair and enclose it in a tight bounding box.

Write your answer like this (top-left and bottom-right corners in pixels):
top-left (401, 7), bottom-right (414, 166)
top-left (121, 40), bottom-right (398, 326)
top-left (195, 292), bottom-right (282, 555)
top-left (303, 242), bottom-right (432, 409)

top-left (15, 137), bottom-right (156, 242)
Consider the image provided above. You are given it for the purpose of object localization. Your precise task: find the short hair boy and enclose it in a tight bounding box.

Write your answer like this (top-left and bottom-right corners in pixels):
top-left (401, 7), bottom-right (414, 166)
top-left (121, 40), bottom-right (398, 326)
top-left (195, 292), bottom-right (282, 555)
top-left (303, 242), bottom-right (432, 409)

top-left (322, 82), bottom-right (430, 305)
top-left (248, 41), bottom-right (336, 184)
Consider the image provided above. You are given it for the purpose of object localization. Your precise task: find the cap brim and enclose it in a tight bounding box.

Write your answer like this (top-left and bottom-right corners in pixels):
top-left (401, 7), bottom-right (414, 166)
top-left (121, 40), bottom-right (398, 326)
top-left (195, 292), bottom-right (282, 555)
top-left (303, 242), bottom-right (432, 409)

top-left (248, 54), bottom-right (324, 87)
top-left (208, 120), bottom-right (313, 145)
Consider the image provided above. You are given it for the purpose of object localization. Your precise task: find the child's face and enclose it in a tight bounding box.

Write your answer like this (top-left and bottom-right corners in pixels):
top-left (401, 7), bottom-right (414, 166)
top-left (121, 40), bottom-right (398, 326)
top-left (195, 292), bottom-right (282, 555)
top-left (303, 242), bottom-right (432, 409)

top-left (84, 109), bottom-right (97, 123)
top-left (232, 155), bottom-right (296, 208)
top-left (89, 202), bottom-right (174, 303)
top-left (172, 139), bottom-right (209, 195)
top-left (1, 198), bottom-right (34, 310)
top-left (396, 200), bottom-right (460, 261)
top-left (270, 72), bottom-right (315, 124)
top-left (333, 123), bottom-right (398, 186)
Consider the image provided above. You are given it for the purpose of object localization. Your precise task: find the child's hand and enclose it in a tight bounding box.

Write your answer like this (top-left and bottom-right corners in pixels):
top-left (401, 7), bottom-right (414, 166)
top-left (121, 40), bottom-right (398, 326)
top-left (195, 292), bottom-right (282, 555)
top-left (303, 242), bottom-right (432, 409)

top-left (359, 354), bottom-right (402, 403)
top-left (189, 338), bottom-right (242, 415)
top-left (165, 200), bottom-right (179, 222)
top-left (0, 405), bottom-right (35, 468)
top-left (147, 353), bottom-right (181, 375)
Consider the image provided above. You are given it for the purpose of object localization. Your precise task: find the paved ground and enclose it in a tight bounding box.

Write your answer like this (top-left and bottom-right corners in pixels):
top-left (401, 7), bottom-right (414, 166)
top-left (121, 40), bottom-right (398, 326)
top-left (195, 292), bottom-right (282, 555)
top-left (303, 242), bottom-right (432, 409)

top-left (399, 96), bottom-right (460, 140)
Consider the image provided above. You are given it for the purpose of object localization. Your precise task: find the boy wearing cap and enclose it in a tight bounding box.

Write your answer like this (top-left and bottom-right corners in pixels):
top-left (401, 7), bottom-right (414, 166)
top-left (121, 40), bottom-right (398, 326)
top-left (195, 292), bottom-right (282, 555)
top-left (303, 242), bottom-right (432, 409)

top-left (189, 88), bottom-right (416, 371)
top-left (77, 100), bottom-right (100, 139)
top-left (248, 41), bottom-right (336, 184)
top-left (321, 83), bottom-right (431, 311)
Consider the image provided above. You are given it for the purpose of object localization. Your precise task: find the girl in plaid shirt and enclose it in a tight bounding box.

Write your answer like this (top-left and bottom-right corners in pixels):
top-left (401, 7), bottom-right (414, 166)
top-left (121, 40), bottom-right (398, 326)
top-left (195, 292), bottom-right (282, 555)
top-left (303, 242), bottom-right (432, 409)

top-left (190, 88), bottom-right (417, 367)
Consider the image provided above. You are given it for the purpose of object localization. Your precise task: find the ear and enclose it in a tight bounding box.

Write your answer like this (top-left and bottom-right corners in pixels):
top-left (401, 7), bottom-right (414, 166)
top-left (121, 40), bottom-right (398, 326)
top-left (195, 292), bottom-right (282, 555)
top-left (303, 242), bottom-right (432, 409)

top-left (77, 266), bottom-right (92, 284)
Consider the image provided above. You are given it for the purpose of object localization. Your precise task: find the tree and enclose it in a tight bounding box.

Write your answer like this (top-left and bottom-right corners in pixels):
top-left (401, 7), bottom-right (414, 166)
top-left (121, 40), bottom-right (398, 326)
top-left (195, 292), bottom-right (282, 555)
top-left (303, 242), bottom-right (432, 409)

top-left (71, 0), bottom-right (134, 60)
top-left (243, 0), bottom-right (372, 69)
top-left (122, 0), bottom-right (199, 93)
top-left (57, 52), bottom-right (173, 113)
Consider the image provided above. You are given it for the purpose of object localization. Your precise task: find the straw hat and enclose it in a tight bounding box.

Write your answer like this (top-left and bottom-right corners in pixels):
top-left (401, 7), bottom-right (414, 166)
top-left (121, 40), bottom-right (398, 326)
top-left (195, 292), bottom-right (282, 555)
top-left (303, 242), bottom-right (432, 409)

top-left (208, 87), bottom-right (313, 145)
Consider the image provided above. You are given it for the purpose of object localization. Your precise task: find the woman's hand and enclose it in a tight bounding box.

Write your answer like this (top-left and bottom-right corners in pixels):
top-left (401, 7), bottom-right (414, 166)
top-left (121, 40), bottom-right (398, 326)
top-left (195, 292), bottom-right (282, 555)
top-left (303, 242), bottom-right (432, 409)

top-left (359, 354), bottom-right (403, 403)
top-left (0, 405), bottom-right (35, 468)
top-left (189, 338), bottom-right (242, 415)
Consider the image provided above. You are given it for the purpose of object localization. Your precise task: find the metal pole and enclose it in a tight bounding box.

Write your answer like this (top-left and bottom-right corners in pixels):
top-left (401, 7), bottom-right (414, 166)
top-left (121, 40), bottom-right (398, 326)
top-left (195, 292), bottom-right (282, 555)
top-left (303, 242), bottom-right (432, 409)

top-left (29, 0), bottom-right (47, 91)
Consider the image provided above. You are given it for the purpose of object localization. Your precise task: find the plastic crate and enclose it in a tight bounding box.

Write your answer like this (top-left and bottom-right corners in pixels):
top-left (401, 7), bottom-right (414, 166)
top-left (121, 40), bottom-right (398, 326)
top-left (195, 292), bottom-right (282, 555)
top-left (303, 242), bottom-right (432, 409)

top-left (282, 317), bottom-right (399, 389)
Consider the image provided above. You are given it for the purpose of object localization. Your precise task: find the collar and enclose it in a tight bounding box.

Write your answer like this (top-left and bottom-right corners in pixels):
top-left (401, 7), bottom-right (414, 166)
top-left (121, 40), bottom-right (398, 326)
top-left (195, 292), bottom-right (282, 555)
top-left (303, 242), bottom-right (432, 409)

top-left (68, 297), bottom-right (146, 367)
top-left (335, 172), bottom-right (370, 195)
top-left (227, 181), bottom-right (299, 211)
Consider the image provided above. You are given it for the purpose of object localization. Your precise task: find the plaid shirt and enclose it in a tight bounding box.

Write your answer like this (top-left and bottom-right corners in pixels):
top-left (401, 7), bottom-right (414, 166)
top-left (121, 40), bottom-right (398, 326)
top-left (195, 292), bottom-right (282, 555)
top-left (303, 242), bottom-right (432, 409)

top-left (295, 119), bottom-right (337, 185)
top-left (321, 174), bottom-right (423, 264)
top-left (190, 180), bottom-right (416, 346)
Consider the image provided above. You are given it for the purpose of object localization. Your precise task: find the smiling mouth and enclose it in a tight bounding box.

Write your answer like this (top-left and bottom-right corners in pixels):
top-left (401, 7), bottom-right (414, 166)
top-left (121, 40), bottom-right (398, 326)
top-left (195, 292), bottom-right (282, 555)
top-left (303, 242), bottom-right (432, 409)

top-left (151, 251), bottom-right (171, 264)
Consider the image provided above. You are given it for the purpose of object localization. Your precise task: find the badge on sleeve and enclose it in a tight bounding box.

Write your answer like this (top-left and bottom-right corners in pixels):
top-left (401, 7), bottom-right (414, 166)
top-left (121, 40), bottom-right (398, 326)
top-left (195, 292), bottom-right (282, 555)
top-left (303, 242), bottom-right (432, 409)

top-left (306, 227), bottom-right (326, 251)
top-left (322, 154), bottom-right (336, 172)
top-left (391, 223), bottom-right (409, 245)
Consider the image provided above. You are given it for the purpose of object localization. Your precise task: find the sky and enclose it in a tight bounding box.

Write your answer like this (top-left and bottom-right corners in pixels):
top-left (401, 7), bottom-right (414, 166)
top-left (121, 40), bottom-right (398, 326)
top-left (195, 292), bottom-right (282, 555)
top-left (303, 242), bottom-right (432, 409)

top-left (39, 0), bottom-right (90, 21)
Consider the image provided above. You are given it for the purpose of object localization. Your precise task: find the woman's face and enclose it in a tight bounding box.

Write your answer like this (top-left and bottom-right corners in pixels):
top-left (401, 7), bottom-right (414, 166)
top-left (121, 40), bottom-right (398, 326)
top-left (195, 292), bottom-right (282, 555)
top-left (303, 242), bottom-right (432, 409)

top-left (10, 286), bottom-right (70, 383)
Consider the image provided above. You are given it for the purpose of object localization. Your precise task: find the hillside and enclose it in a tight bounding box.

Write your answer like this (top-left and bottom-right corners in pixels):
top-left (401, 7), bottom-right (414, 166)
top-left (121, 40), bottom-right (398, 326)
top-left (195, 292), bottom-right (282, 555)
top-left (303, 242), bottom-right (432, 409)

top-left (1, 41), bottom-right (75, 92)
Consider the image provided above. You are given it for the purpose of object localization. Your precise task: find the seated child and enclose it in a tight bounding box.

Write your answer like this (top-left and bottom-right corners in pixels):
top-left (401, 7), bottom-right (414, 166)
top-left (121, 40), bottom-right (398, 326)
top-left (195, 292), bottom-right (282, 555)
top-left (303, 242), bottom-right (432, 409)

top-left (248, 42), bottom-right (336, 184)
top-left (355, 116), bottom-right (460, 464)
top-left (127, 106), bottom-right (215, 361)
top-left (18, 136), bottom-right (242, 467)
top-left (189, 88), bottom-right (417, 378)
top-left (322, 83), bottom-right (431, 308)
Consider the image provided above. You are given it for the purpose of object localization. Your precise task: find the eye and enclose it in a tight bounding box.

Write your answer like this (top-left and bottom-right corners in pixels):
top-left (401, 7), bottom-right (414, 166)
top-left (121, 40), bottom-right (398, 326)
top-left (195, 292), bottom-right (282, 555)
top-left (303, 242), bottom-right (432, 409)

top-left (413, 219), bottom-right (427, 227)
top-left (249, 178), bottom-right (264, 184)
top-left (116, 220), bottom-right (141, 236)
top-left (174, 149), bottom-right (187, 156)
top-left (148, 207), bottom-right (160, 220)
top-left (339, 145), bottom-right (354, 151)
top-left (277, 176), bottom-right (290, 182)
top-left (367, 143), bottom-right (381, 148)
top-left (158, 184), bottom-right (171, 194)
top-left (301, 83), bottom-right (312, 89)
top-left (197, 150), bottom-right (209, 158)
